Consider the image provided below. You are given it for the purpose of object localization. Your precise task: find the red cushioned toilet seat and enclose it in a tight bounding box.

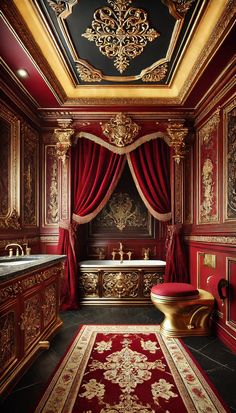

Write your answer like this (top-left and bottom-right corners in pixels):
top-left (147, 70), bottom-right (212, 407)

top-left (151, 283), bottom-right (199, 300)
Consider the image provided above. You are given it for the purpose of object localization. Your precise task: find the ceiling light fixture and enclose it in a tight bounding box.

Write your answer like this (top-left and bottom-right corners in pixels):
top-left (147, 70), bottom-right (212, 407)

top-left (16, 69), bottom-right (29, 78)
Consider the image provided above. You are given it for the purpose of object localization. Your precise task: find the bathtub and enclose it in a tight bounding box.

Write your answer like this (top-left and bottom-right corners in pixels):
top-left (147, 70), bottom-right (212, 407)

top-left (78, 259), bottom-right (166, 305)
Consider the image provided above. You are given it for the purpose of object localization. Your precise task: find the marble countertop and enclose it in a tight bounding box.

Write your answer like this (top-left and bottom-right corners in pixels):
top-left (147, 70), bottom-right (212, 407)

top-left (0, 254), bottom-right (67, 283)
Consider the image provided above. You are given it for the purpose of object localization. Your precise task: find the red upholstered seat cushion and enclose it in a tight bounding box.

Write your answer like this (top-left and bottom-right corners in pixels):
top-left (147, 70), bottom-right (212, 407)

top-left (151, 283), bottom-right (199, 297)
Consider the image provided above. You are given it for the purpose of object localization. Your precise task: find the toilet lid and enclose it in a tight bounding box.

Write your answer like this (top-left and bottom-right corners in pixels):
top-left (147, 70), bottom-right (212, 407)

top-left (151, 283), bottom-right (199, 299)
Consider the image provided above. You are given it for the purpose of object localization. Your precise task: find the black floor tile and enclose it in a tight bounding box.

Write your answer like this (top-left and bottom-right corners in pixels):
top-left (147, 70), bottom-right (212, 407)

top-left (0, 306), bottom-right (235, 413)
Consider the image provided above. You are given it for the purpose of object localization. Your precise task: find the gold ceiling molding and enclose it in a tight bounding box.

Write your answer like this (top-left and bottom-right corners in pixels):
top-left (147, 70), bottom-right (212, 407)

top-left (82, 0), bottom-right (159, 74)
top-left (75, 131), bottom-right (170, 155)
top-left (46, 0), bottom-right (77, 17)
top-left (101, 113), bottom-right (141, 148)
top-left (54, 119), bottom-right (74, 163)
top-left (76, 63), bottom-right (102, 83)
top-left (167, 120), bottom-right (188, 163)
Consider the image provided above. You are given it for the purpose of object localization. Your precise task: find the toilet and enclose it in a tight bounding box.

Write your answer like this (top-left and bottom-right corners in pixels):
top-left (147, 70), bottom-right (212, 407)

top-left (151, 283), bottom-right (215, 337)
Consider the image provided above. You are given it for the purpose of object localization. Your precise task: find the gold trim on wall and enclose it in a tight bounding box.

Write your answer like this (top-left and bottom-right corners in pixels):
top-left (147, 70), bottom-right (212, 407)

top-left (0, 104), bottom-right (20, 230)
top-left (223, 98), bottom-right (236, 222)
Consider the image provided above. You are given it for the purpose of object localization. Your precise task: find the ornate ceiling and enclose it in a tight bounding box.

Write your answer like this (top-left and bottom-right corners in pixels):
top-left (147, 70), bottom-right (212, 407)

top-left (0, 0), bottom-right (235, 109)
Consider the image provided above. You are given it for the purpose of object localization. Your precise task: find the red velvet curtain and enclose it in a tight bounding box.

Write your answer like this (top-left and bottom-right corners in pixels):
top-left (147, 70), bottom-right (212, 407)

top-left (58, 138), bottom-right (125, 310)
top-left (164, 225), bottom-right (189, 283)
top-left (127, 138), bottom-right (171, 221)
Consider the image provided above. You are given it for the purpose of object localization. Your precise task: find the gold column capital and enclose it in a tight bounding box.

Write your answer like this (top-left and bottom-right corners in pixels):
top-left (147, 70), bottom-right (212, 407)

top-left (167, 120), bottom-right (188, 164)
top-left (54, 119), bottom-right (74, 163)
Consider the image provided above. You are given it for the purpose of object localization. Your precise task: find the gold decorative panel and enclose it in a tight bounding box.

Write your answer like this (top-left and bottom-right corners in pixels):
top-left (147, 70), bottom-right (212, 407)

top-left (143, 273), bottom-right (164, 297)
top-left (22, 294), bottom-right (41, 350)
top-left (0, 105), bottom-right (20, 230)
top-left (79, 273), bottom-right (99, 297)
top-left (101, 113), bottom-right (140, 148)
top-left (43, 283), bottom-right (57, 327)
top-left (198, 110), bottom-right (220, 224)
top-left (0, 312), bottom-right (16, 373)
top-left (82, 0), bottom-right (159, 74)
top-left (103, 271), bottom-right (139, 298)
top-left (22, 123), bottom-right (38, 227)
top-left (224, 100), bottom-right (236, 221)
top-left (44, 145), bottom-right (59, 226)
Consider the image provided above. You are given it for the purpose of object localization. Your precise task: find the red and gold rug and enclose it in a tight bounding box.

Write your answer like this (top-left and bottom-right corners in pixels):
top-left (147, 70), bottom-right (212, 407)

top-left (34, 325), bottom-right (229, 413)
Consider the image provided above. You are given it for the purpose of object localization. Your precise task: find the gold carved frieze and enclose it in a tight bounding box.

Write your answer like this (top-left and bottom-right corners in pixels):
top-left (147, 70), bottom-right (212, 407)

top-left (44, 145), bottom-right (59, 226)
top-left (0, 105), bottom-right (20, 230)
top-left (82, 0), bottom-right (159, 74)
top-left (93, 192), bottom-right (148, 232)
top-left (101, 113), bottom-right (140, 148)
top-left (224, 99), bottom-right (236, 221)
top-left (184, 235), bottom-right (236, 245)
top-left (79, 273), bottom-right (99, 297)
top-left (198, 110), bottom-right (220, 224)
top-left (0, 312), bottom-right (16, 373)
top-left (102, 271), bottom-right (139, 298)
top-left (22, 123), bottom-right (38, 227)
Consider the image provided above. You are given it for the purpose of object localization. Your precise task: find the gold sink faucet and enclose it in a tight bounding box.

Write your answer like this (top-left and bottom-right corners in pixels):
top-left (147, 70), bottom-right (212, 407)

top-left (5, 243), bottom-right (24, 257)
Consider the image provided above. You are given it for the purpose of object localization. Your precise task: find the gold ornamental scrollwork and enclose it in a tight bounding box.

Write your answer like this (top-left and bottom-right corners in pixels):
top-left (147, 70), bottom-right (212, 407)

top-left (142, 63), bottom-right (168, 82)
top-left (101, 113), bottom-right (141, 147)
top-left (82, 0), bottom-right (160, 74)
top-left (46, 0), bottom-right (77, 17)
top-left (76, 63), bottom-right (102, 83)
top-left (54, 119), bottom-right (74, 163)
top-left (161, 0), bottom-right (196, 20)
top-left (167, 120), bottom-right (188, 163)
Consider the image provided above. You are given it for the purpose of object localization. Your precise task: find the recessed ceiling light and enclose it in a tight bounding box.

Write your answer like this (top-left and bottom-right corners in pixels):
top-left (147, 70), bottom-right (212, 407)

top-left (16, 69), bottom-right (29, 78)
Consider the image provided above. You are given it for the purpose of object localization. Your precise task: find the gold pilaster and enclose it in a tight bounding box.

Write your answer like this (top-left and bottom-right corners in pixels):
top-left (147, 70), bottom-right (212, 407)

top-left (167, 120), bottom-right (188, 163)
top-left (54, 119), bottom-right (74, 164)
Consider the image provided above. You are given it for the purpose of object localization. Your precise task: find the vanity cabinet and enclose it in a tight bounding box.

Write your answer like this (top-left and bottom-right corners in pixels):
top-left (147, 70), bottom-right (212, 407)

top-left (0, 259), bottom-right (65, 397)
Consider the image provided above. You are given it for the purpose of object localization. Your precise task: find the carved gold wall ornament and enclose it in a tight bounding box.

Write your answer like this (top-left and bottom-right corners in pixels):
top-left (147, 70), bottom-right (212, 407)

top-left (141, 63), bottom-right (168, 82)
top-left (76, 63), bottom-right (102, 82)
top-left (167, 120), bottom-right (188, 163)
top-left (101, 113), bottom-right (140, 147)
top-left (224, 100), bottom-right (236, 220)
top-left (47, 0), bottom-right (77, 17)
top-left (161, 0), bottom-right (196, 20)
top-left (82, 0), bottom-right (159, 74)
top-left (94, 192), bottom-right (147, 231)
top-left (54, 119), bottom-right (74, 163)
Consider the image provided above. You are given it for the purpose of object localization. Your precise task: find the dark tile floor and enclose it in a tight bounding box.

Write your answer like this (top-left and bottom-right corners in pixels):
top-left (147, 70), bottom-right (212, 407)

top-left (1, 306), bottom-right (236, 412)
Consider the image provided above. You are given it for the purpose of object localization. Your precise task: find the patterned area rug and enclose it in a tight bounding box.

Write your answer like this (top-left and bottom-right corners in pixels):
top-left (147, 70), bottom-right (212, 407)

top-left (34, 325), bottom-right (229, 413)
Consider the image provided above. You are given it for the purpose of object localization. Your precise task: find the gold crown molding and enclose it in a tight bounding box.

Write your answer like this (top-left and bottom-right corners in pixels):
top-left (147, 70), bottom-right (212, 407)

top-left (167, 120), bottom-right (188, 163)
top-left (1, 1), bottom-right (66, 103)
top-left (161, 0), bottom-right (196, 20)
top-left (179, 0), bottom-right (236, 104)
top-left (185, 235), bottom-right (236, 245)
top-left (63, 96), bottom-right (181, 106)
top-left (75, 131), bottom-right (170, 155)
top-left (101, 113), bottom-right (141, 148)
top-left (82, 0), bottom-right (159, 75)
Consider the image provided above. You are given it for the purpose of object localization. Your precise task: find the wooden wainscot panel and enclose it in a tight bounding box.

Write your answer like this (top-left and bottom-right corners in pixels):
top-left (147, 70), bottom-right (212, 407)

top-left (223, 98), bottom-right (236, 222)
top-left (197, 109), bottom-right (220, 224)
top-left (226, 257), bottom-right (236, 332)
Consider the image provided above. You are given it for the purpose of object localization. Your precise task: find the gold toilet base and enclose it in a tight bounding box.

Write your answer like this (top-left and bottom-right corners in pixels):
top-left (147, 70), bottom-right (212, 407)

top-left (151, 289), bottom-right (214, 338)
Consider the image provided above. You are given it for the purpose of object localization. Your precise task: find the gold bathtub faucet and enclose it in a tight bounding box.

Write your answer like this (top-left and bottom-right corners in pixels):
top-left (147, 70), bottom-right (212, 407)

top-left (112, 242), bottom-right (133, 263)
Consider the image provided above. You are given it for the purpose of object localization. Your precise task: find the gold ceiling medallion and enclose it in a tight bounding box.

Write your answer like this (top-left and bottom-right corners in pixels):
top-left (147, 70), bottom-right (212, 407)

top-left (101, 113), bottom-right (141, 148)
top-left (82, 0), bottom-right (159, 74)
top-left (142, 63), bottom-right (168, 82)
top-left (76, 63), bottom-right (102, 83)
top-left (161, 0), bottom-right (196, 20)
top-left (54, 119), bottom-right (74, 163)
top-left (167, 120), bottom-right (188, 163)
